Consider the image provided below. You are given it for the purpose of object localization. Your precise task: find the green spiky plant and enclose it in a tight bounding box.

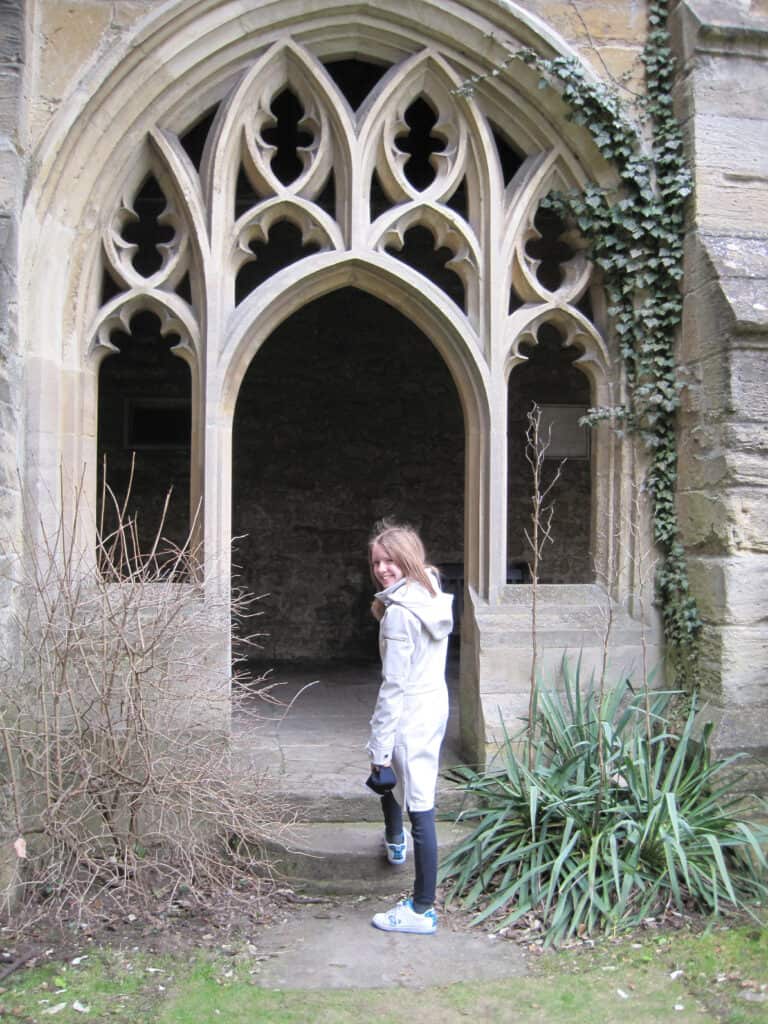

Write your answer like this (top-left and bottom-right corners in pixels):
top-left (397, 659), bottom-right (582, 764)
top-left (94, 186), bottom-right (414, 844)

top-left (440, 664), bottom-right (768, 946)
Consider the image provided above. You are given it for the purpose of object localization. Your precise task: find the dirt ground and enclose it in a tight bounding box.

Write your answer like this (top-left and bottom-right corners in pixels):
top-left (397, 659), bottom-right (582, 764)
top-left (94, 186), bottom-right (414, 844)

top-left (0, 880), bottom-right (517, 984)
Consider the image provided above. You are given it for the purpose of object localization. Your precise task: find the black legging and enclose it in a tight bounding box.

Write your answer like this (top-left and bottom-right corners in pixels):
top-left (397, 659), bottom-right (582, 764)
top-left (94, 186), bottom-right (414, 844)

top-left (380, 791), bottom-right (437, 913)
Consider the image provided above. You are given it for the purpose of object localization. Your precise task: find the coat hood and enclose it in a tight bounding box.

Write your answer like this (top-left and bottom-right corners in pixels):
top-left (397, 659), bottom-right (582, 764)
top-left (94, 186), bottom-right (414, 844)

top-left (375, 574), bottom-right (454, 640)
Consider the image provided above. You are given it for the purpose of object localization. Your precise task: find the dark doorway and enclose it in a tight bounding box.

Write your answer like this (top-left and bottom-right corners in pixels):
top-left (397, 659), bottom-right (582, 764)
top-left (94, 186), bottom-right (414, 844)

top-left (232, 287), bottom-right (465, 668)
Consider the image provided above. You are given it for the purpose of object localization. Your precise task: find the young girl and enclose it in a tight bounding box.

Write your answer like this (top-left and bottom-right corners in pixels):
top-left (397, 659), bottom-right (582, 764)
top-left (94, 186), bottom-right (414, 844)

top-left (366, 520), bottom-right (453, 935)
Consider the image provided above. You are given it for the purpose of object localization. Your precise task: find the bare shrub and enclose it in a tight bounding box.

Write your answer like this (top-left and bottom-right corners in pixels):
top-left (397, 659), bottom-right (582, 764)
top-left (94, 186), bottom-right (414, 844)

top-left (523, 402), bottom-right (564, 764)
top-left (0, 479), bottom-right (293, 925)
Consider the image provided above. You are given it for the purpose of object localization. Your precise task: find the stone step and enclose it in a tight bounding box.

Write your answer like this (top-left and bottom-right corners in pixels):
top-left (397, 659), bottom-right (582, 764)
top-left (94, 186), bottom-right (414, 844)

top-left (500, 583), bottom-right (608, 605)
top-left (282, 775), bottom-right (472, 823)
top-left (261, 819), bottom-right (473, 896)
top-left (477, 627), bottom-right (646, 649)
top-left (480, 601), bottom-right (638, 629)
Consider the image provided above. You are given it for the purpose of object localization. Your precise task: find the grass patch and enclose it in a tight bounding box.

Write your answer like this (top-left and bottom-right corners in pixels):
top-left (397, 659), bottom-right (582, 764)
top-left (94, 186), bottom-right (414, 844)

top-left (0, 951), bottom-right (166, 1023)
top-left (1, 921), bottom-right (765, 1023)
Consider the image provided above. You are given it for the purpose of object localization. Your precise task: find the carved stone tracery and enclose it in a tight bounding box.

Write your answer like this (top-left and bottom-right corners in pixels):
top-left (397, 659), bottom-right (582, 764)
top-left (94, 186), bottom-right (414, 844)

top-left (93, 38), bottom-right (603, 383)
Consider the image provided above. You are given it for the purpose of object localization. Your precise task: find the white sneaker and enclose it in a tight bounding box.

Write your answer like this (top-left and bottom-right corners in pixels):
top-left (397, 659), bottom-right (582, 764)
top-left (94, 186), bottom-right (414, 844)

top-left (384, 830), bottom-right (408, 865)
top-left (371, 898), bottom-right (438, 934)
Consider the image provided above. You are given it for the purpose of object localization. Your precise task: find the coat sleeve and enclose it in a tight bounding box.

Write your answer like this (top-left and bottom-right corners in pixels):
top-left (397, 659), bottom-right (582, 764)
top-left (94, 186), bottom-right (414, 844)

top-left (367, 604), bottom-right (418, 765)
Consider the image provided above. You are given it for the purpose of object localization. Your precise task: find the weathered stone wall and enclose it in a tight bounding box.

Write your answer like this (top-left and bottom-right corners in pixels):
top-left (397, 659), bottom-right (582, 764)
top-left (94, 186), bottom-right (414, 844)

top-left (0, 1), bottom-right (25, 645)
top-left (23, 0), bottom-right (651, 153)
top-left (0, 0), bottom-right (26, 907)
top-left (672, 0), bottom-right (768, 787)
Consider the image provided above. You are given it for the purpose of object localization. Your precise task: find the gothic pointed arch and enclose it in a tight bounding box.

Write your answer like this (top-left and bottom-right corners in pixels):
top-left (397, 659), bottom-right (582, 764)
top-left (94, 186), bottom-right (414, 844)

top-left (18, 0), bottom-right (654, 761)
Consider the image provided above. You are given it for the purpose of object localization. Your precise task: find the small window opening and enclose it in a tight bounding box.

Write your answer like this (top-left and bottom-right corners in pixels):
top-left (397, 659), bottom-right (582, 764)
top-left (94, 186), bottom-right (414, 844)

top-left (526, 206), bottom-right (575, 292)
top-left (97, 310), bottom-right (191, 566)
top-left (323, 59), bottom-right (391, 110)
top-left (490, 122), bottom-right (525, 186)
top-left (386, 224), bottom-right (465, 312)
top-left (260, 88), bottom-right (314, 186)
top-left (235, 219), bottom-right (322, 304)
top-left (395, 96), bottom-right (445, 191)
top-left (120, 175), bottom-right (175, 278)
top-left (180, 106), bottom-right (219, 171)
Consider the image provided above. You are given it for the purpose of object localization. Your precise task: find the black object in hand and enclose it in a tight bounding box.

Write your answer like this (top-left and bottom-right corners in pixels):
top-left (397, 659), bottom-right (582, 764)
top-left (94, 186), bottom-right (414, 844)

top-left (365, 765), bottom-right (396, 794)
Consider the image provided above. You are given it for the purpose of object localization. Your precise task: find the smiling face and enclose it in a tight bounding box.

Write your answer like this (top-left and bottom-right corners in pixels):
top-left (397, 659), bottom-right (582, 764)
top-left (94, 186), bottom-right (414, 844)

top-left (370, 541), bottom-right (404, 590)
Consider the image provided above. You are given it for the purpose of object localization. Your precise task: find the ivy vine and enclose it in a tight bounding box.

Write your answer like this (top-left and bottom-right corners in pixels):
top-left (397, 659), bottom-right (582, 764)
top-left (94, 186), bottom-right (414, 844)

top-left (529, 0), bottom-right (701, 671)
top-left (463, 0), bottom-right (702, 673)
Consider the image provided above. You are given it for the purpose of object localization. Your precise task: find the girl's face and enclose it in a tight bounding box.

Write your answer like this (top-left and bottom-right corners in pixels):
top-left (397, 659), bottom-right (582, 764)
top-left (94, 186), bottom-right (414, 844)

top-left (370, 541), bottom-right (404, 589)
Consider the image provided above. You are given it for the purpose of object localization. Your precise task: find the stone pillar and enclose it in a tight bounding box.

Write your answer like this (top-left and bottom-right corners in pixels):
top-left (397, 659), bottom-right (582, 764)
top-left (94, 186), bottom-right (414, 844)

top-left (672, 1), bottom-right (768, 792)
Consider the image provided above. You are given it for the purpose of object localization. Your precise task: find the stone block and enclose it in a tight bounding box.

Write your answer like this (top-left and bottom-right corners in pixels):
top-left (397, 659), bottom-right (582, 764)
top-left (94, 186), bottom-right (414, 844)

top-left (695, 113), bottom-right (768, 177)
top-left (679, 488), bottom-right (768, 554)
top-left (0, 148), bottom-right (21, 211)
top-left (585, 47), bottom-right (645, 98)
top-left (695, 175), bottom-right (768, 236)
top-left (0, 66), bottom-right (23, 139)
top-left (687, 554), bottom-right (768, 625)
top-left (534, 0), bottom-right (645, 46)
top-left (728, 347), bottom-right (768, 419)
top-left (0, 0), bottom-right (24, 64)
top-left (676, 420), bottom-right (730, 492)
top-left (722, 445), bottom-right (768, 487)
top-left (718, 278), bottom-right (768, 334)
top-left (696, 623), bottom-right (768, 705)
top-left (679, 281), bottom-right (735, 365)
top-left (699, 233), bottom-right (768, 283)
top-left (678, 490), bottom-right (730, 552)
top-left (36, 2), bottom-right (113, 106)
top-left (687, 53), bottom-right (768, 119)
top-left (676, 447), bottom-right (729, 498)
top-left (672, 0), bottom-right (768, 64)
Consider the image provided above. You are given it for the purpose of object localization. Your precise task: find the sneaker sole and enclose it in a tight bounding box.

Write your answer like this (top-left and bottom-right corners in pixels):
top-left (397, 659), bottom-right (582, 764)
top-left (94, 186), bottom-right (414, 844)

top-left (371, 920), bottom-right (437, 935)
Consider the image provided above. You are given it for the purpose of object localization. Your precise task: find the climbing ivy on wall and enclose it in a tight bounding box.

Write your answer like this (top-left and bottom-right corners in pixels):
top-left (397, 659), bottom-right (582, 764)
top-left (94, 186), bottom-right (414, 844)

top-left (517, 0), bottom-right (701, 671)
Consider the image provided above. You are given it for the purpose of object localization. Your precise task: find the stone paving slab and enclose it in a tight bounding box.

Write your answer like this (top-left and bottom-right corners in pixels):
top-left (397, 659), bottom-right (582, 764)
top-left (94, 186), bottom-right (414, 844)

top-left (249, 897), bottom-right (528, 990)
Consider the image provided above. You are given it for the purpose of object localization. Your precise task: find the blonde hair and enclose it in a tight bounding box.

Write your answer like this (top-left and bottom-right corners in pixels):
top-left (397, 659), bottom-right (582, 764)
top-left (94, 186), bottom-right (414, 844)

top-left (368, 519), bottom-right (438, 597)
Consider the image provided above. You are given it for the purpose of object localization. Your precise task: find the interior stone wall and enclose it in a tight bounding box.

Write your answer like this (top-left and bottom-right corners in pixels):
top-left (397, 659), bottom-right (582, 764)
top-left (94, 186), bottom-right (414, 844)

top-left (231, 287), bottom-right (465, 665)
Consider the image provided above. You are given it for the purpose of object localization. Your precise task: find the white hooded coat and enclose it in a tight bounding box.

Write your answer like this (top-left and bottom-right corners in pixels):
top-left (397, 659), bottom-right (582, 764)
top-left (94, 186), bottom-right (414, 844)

top-left (367, 574), bottom-right (453, 813)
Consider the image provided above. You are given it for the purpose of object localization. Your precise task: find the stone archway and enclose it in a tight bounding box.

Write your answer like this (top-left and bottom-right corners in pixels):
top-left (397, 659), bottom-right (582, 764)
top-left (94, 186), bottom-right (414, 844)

top-left (20, 1), bottom-right (657, 765)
